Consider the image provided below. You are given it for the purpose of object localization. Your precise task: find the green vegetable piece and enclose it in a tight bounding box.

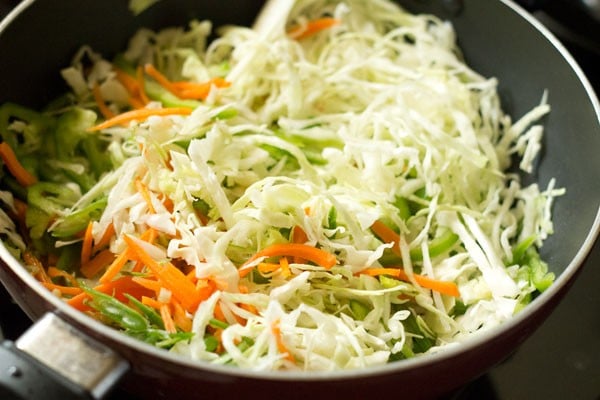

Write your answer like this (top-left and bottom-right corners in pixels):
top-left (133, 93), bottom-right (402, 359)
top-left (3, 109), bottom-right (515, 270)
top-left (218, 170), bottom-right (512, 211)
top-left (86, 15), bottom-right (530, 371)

top-left (237, 336), bottom-right (254, 352)
top-left (27, 182), bottom-right (79, 215)
top-left (403, 313), bottom-right (435, 354)
top-left (83, 287), bottom-right (149, 331)
top-left (327, 206), bottom-right (337, 229)
top-left (51, 197), bottom-right (108, 238)
top-left (451, 301), bottom-right (468, 317)
top-left (208, 318), bottom-right (229, 330)
top-left (54, 107), bottom-right (97, 160)
top-left (124, 294), bottom-right (165, 329)
top-left (24, 206), bottom-right (53, 240)
top-left (511, 235), bottom-right (536, 265)
top-left (56, 242), bottom-right (81, 272)
top-left (204, 335), bottom-right (220, 352)
top-left (214, 108), bottom-right (238, 120)
top-left (0, 102), bottom-right (54, 151)
top-left (144, 80), bottom-right (201, 109)
top-left (409, 230), bottom-right (459, 262)
top-left (192, 198), bottom-right (210, 216)
top-left (526, 248), bottom-right (555, 292)
top-left (393, 196), bottom-right (412, 221)
top-left (349, 299), bottom-right (370, 320)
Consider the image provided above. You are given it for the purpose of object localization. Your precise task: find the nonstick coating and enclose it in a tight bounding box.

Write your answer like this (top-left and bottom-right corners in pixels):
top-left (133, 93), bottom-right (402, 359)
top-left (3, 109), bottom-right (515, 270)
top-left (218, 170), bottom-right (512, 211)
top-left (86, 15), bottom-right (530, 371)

top-left (0, 0), bottom-right (598, 399)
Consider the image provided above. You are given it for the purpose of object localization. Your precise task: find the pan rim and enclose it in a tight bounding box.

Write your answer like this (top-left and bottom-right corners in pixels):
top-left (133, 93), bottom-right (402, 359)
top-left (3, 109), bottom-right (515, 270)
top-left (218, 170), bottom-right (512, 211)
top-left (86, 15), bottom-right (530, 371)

top-left (0, 0), bottom-right (598, 383)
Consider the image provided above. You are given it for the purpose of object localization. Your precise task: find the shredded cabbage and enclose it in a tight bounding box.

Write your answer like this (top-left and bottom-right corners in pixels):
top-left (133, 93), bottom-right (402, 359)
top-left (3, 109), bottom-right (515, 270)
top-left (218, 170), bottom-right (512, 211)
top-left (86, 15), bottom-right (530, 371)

top-left (0, 0), bottom-right (564, 371)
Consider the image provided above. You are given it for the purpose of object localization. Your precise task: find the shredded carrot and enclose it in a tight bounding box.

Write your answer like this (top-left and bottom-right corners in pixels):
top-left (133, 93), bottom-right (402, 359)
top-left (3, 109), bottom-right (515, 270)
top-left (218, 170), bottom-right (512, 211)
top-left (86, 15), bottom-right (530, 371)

top-left (292, 225), bottom-right (308, 244)
top-left (141, 295), bottom-right (164, 310)
top-left (124, 234), bottom-right (201, 313)
top-left (47, 267), bottom-right (79, 287)
top-left (0, 142), bottom-right (37, 187)
top-left (128, 96), bottom-right (146, 110)
top-left (287, 17), bottom-right (341, 40)
top-left (80, 221), bottom-right (94, 266)
top-left (23, 251), bottom-right (51, 283)
top-left (271, 319), bottom-right (295, 362)
top-left (92, 83), bottom-right (116, 119)
top-left (135, 178), bottom-right (156, 213)
top-left (136, 65), bottom-right (151, 105)
top-left (93, 223), bottom-right (115, 253)
top-left (172, 300), bottom-right (192, 332)
top-left (370, 219), bottom-right (401, 257)
top-left (360, 267), bottom-right (460, 297)
top-left (98, 228), bottom-right (157, 283)
top-left (67, 276), bottom-right (153, 311)
top-left (213, 302), bottom-right (227, 322)
top-left (114, 68), bottom-right (148, 108)
top-left (196, 278), bottom-right (216, 301)
top-left (42, 282), bottom-right (83, 296)
top-left (160, 304), bottom-right (177, 333)
top-left (98, 249), bottom-right (131, 284)
top-left (143, 64), bottom-right (177, 93)
top-left (280, 256), bottom-right (291, 278)
top-left (132, 276), bottom-right (162, 293)
top-left (87, 107), bottom-right (193, 132)
top-left (257, 262), bottom-right (281, 274)
top-left (144, 64), bottom-right (230, 100)
top-left (172, 78), bottom-right (231, 99)
top-left (292, 225), bottom-right (308, 263)
top-left (239, 243), bottom-right (336, 278)
top-left (80, 249), bottom-right (117, 279)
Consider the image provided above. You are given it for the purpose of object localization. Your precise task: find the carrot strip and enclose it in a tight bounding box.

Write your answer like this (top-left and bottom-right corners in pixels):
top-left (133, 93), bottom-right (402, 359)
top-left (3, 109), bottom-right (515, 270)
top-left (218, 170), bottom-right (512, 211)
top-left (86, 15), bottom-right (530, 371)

top-left (47, 267), bottom-right (79, 287)
top-left (135, 178), bottom-right (156, 213)
top-left (141, 296), bottom-right (164, 310)
top-left (370, 220), bottom-right (401, 257)
top-left (287, 17), bottom-right (341, 40)
top-left (87, 107), bottom-right (193, 132)
top-left (123, 234), bottom-right (201, 313)
top-left (172, 300), bottom-right (192, 332)
top-left (292, 225), bottom-right (308, 263)
top-left (292, 225), bottom-right (308, 244)
top-left (98, 228), bottom-right (157, 283)
top-left (114, 68), bottom-right (147, 108)
top-left (144, 64), bottom-right (230, 100)
top-left (97, 250), bottom-right (131, 284)
top-left (132, 276), bottom-right (162, 292)
top-left (239, 243), bottom-right (336, 278)
top-left (143, 64), bottom-right (178, 94)
top-left (271, 319), bottom-right (294, 362)
top-left (0, 142), bottom-right (37, 186)
top-left (80, 221), bottom-right (94, 266)
top-left (23, 251), bottom-right (51, 283)
top-left (136, 66), bottom-right (151, 105)
top-left (160, 304), bottom-right (177, 333)
top-left (42, 282), bottom-right (83, 296)
top-left (171, 78), bottom-right (231, 100)
top-left (257, 262), bottom-right (281, 274)
top-left (93, 223), bottom-right (115, 253)
top-left (280, 256), bottom-right (291, 278)
top-left (92, 83), bottom-right (116, 119)
top-left (213, 302), bottom-right (227, 322)
top-left (68, 276), bottom-right (153, 312)
top-left (196, 278), bottom-right (216, 301)
top-left (80, 249), bottom-right (116, 279)
top-left (128, 96), bottom-right (146, 110)
top-left (361, 267), bottom-right (460, 297)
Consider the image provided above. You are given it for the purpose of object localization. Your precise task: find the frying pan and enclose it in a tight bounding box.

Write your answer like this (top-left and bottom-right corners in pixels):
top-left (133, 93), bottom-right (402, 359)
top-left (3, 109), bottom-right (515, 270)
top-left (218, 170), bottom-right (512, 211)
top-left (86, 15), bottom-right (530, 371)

top-left (0, 0), bottom-right (598, 399)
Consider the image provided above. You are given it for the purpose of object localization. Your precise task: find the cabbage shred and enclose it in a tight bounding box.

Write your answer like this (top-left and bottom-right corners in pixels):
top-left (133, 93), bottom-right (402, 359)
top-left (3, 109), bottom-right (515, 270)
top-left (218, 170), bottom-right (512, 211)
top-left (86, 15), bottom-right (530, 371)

top-left (0, 0), bottom-right (562, 371)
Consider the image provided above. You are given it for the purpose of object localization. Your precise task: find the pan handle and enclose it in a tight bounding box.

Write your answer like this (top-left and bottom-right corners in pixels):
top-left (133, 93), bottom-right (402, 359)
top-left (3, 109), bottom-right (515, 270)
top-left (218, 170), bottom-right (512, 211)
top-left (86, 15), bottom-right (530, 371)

top-left (0, 313), bottom-right (128, 400)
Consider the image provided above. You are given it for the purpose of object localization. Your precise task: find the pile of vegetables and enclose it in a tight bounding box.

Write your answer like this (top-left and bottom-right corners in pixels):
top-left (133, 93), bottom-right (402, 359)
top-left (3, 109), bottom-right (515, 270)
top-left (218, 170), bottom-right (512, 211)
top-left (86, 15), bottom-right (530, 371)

top-left (0, 0), bottom-right (561, 370)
